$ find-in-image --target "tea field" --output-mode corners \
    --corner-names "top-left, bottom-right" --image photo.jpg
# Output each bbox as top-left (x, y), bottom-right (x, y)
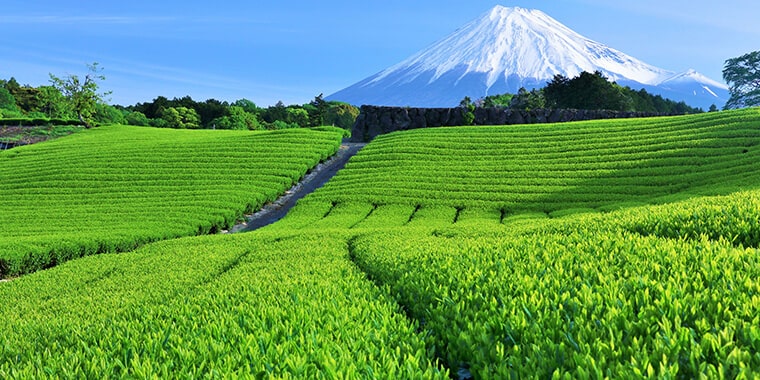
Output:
top-left (0, 125), bottom-right (344, 277)
top-left (2, 109), bottom-right (760, 378)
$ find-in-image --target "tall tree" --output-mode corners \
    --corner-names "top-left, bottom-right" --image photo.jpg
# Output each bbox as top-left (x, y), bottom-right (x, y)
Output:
top-left (210, 106), bottom-right (259, 130)
top-left (459, 96), bottom-right (476, 125)
top-left (34, 86), bottom-right (73, 119)
top-left (232, 98), bottom-right (258, 114)
top-left (0, 87), bottom-right (19, 113)
top-left (49, 63), bottom-right (111, 128)
top-left (308, 93), bottom-right (329, 127)
top-left (323, 102), bottom-right (360, 129)
top-left (160, 106), bottom-right (200, 129)
top-left (510, 88), bottom-right (546, 110)
top-left (723, 50), bottom-right (760, 109)
top-left (544, 74), bottom-right (570, 108)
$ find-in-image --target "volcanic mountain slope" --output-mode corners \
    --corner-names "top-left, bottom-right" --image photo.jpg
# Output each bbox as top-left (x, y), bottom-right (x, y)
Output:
top-left (328, 6), bottom-right (728, 109)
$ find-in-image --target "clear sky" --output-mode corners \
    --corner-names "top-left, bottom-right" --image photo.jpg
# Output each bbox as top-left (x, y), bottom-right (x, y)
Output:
top-left (2, 1), bottom-right (758, 107)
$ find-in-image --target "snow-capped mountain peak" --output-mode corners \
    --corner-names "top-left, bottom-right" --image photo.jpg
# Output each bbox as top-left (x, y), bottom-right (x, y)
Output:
top-left (659, 69), bottom-right (729, 90)
top-left (327, 5), bottom-right (728, 109)
top-left (370, 6), bottom-right (671, 88)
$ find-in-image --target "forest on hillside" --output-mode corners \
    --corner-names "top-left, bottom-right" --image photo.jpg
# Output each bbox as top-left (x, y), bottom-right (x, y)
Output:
top-left (1, 76), bottom-right (359, 131)
top-left (3, 70), bottom-right (711, 133)
top-left (471, 71), bottom-right (710, 114)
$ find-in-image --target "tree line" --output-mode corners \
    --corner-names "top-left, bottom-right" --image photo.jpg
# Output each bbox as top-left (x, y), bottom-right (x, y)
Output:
top-left (4, 50), bottom-right (760, 130)
top-left (465, 71), bottom-right (708, 114)
top-left (123, 94), bottom-right (359, 130)
top-left (1, 63), bottom-right (359, 131)
top-left (469, 49), bottom-right (760, 114)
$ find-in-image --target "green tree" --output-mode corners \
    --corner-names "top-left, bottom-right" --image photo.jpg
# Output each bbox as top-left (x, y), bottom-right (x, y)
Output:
top-left (161, 106), bottom-right (200, 129)
top-left (286, 107), bottom-right (309, 127)
top-left (723, 50), bottom-right (760, 109)
top-left (211, 106), bottom-right (260, 130)
top-left (481, 93), bottom-right (514, 108)
top-left (232, 98), bottom-right (258, 114)
top-left (93, 103), bottom-right (126, 125)
top-left (2, 78), bottom-right (39, 113)
top-left (3, 77), bottom-right (20, 95)
top-left (260, 101), bottom-right (287, 124)
top-left (323, 102), bottom-right (360, 129)
top-left (34, 86), bottom-right (73, 119)
top-left (125, 111), bottom-right (150, 126)
top-left (510, 88), bottom-right (546, 110)
top-left (134, 96), bottom-right (170, 119)
top-left (270, 120), bottom-right (298, 129)
top-left (49, 63), bottom-right (111, 128)
top-left (544, 74), bottom-right (570, 108)
top-left (459, 96), bottom-right (476, 125)
top-left (149, 118), bottom-right (169, 128)
top-left (0, 87), bottom-right (19, 113)
top-left (196, 98), bottom-right (228, 127)
top-left (308, 93), bottom-right (329, 126)
top-left (543, 71), bottom-right (633, 111)
top-left (570, 71), bottom-right (631, 110)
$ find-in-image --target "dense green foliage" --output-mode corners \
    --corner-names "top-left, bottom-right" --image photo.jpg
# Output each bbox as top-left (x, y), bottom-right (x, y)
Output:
top-left (508, 87), bottom-right (546, 110)
top-left (351, 218), bottom-right (760, 378)
top-left (724, 50), bottom-right (760, 110)
top-left (477, 92), bottom-right (514, 108)
top-left (478, 71), bottom-right (704, 113)
top-left (2, 109), bottom-right (760, 377)
top-left (48, 63), bottom-right (111, 128)
top-left (1, 74), bottom-right (109, 124)
top-left (0, 118), bottom-right (81, 127)
top-left (459, 96), bottom-right (476, 125)
top-left (0, 125), bottom-right (343, 277)
top-left (128, 94), bottom-right (359, 131)
top-left (1, 77), bottom-right (359, 131)
top-left (0, 232), bottom-right (447, 378)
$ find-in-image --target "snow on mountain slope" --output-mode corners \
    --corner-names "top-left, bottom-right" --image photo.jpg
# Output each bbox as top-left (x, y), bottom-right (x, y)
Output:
top-left (327, 6), bottom-right (728, 109)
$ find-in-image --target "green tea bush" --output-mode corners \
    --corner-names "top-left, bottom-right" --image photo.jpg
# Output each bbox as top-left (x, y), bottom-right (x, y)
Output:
top-left (0, 125), bottom-right (343, 277)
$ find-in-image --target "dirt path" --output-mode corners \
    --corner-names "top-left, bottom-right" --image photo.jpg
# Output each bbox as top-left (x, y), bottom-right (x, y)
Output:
top-left (227, 141), bottom-right (366, 233)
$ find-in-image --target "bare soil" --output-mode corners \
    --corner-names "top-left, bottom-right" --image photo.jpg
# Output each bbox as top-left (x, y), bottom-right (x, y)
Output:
top-left (0, 125), bottom-right (82, 149)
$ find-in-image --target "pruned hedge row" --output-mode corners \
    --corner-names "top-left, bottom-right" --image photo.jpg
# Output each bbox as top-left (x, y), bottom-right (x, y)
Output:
top-left (0, 118), bottom-right (81, 127)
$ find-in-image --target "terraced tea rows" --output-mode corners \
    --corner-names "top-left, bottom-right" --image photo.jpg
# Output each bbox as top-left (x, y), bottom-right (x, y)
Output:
top-left (349, 192), bottom-right (760, 378)
top-left (0, 125), bottom-right (344, 277)
top-left (3, 109), bottom-right (760, 378)
top-left (307, 109), bottom-right (760, 212)
top-left (0, 232), bottom-right (447, 378)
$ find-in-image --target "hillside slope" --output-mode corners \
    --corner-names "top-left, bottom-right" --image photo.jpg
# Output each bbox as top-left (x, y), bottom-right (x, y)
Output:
top-left (3, 110), bottom-right (760, 378)
top-left (306, 109), bottom-right (760, 213)
top-left (0, 126), bottom-right (343, 277)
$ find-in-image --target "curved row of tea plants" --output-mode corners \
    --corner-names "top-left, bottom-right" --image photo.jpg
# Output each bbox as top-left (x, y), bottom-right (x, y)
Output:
top-left (349, 208), bottom-right (760, 378)
top-left (0, 231), bottom-right (447, 378)
top-left (3, 110), bottom-right (760, 377)
top-left (268, 108), bottom-right (760, 377)
top-left (308, 108), bottom-right (760, 212)
top-left (0, 125), bottom-right (344, 277)
top-left (3, 191), bottom-right (759, 377)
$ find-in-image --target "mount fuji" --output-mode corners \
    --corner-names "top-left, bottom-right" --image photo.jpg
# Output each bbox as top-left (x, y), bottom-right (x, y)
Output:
top-left (327, 6), bottom-right (728, 109)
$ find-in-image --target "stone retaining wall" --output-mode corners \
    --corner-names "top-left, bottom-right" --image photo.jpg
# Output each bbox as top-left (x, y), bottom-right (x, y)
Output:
top-left (350, 105), bottom-right (673, 142)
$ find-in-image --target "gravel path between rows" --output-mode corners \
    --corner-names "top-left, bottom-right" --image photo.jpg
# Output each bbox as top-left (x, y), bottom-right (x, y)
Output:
top-left (226, 141), bottom-right (366, 233)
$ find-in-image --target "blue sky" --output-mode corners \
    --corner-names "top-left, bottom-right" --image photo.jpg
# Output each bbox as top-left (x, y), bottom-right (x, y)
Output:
top-left (2, 1), bottom-right (758, 107)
